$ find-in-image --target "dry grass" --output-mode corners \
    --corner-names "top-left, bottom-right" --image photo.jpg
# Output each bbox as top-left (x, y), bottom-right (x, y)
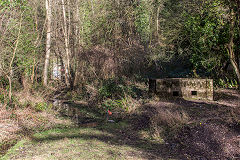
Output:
top-left (136, 102), bottom-right (190, 140)
top-left (0, 90), bottom-right (73, 156)
top-left (0, 106), bottom-right (73, 155)
top-left (1, 88), bottom-right (239, 159)
top-left (150, 105), bottom-right (189, 127)
top-left (15, 90), bottom-right (46, 106)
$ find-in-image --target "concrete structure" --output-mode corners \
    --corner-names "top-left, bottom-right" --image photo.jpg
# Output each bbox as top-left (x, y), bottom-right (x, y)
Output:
top-left (150, 78), bottom-right (214, 100)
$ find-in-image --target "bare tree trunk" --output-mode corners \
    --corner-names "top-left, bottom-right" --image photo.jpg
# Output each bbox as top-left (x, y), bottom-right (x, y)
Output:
top-left (7, 12), bottom-right (23, 103)
top-left (90, 0), bottom-right (95, 16)
top-left (73, 0), bottom-right (81, 88)
top-left (227, 45), bottom-right (240, 84)
top-left (61, 0), bottom-right (71, 87)
top-left (156, 6), bottom-right (159, 38)
top-left (59, 56), bottom-right (66, 83)
top-left (227, 9), bottom-right (240, 85)
top-left (31, 58), bottom-right (35, 84)
top-left (43, 0), bottom-right (52, 86)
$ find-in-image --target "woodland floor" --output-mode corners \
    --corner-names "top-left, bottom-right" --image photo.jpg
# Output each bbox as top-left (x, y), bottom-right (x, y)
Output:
top-left (0, 89), bottom-right (239, 160)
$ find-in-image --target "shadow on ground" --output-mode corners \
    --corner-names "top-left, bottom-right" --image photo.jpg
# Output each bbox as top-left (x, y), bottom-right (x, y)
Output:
top-left (28, 89), bottom-right (240, 159)
top-left (30, 101), bottom-right (183, 159)
top-left (30, 126), bottom-right (176, 159)
top-left (155, 98), bottom-right (240, 159)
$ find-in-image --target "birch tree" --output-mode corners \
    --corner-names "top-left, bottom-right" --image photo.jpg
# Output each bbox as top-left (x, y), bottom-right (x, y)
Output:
top-left (43, 0), bottom-right (52, 86)
top-left (61, 0), bottom-right (72, 87)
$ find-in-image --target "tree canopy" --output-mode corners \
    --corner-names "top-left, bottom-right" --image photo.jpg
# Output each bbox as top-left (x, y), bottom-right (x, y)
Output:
top-left (0, 0), bottom-right (239, 101)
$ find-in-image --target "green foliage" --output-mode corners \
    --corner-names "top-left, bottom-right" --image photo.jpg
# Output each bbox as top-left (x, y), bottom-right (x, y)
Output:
top-left (101, 97), bottom-right (134, 115)
top-left (78, 1), bottom-right (93, 46)
top-left (16, 9), bottom-right (38, 76)
top-left (0, 94), bottom-right (19, 108)
top-left (34, 102), bottom-right (50, 112)
top-left (134, 0), bottom-right (151, 43)
top-left (98, 78), bottom-right (128, 99)
top-left (0, 0), bottom-right (39, 84)
top-left (98, 77), bottom-right (145, 113)
top-left (180, 0), bottom-right (240, 78)
top-left (0, 76), bottom-right (9, 87)
top-left (0, 0), bottom-right (28, 10)
top-left (102, 99), bottom-right (123, 111)
top-left (182, 1), bottom-right (229, 74)
top-left (215, 77), bottom-right (238, 89)
top-left (0, 94), bottom-right (5, 104)
top-left (99, 78), bottom-right (142, 99)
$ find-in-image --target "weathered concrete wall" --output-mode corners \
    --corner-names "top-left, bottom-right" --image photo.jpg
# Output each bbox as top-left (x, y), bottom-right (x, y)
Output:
top-left (153, 78), bottom-right (213, 100)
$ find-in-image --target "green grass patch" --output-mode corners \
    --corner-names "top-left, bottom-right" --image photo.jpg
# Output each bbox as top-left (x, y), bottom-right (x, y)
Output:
top-left (0, 140), bottom-right (28, 160)
top-left (2, 125), bottom-right (151, 160)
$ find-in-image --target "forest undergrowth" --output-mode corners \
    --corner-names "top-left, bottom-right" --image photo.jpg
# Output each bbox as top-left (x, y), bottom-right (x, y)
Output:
top-left (0, 79), bottom-right (239, 159)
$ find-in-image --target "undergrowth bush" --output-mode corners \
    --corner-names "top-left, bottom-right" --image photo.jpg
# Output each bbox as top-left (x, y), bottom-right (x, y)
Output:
top-left (34, 102), bottom-right (50, 112)
top-left (97, 77), bottom-right (145, 114)
top-left (101, 96), bottom-right (141, 113)
top-left (102, 99), bottom-right (123, 110)
top-left (0, 93), bottom-right (19, 109)
top-left (0, 76), bottom-right (9, 87)
top-left (71, 91), bottom-right (85, 101)
top-left (0, 94), bottom-right (5, 104)
top-left (98, 78), bottom-right (144, 98)
top-left (215, 77), bottom-right (238, 89)
top-left (98, 78), bottom-right (129, 99)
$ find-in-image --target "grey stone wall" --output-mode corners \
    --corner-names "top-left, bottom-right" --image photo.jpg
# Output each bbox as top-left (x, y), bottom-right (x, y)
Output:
top-left (154, 78), bottom-right (213, 100)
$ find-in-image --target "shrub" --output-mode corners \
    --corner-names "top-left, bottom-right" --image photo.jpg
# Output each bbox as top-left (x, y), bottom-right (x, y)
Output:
top-left (0, 94), bottom-right (5, 104)
top-left (98, 78), bottom-right (128, 99)
top-left (0, 93), bottom-right (19, 109)
top-left (215, 77), bottom-right (238, 89)
top-left (101, 95), bottom-right (141, 118)
top-left (98, 78), bottom-right (143, 100)
top-left (34, 102), bottom-right (49, 112)
top-left (102, 99), bottom-right (122, 111)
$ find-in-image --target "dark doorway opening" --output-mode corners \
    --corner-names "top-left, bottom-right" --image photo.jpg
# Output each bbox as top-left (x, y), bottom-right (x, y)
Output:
top-left (191, 91), bottom-right (197, 96)
top-left (173, 91), bottom-right (179, 96)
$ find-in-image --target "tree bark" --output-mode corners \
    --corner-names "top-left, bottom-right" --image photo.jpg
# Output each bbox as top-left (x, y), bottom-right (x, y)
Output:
top-left (61, 0), bottom-right (71, 87)
top-left (156, 6), bottom-right (159, 39)
top-left (8, 12), bottom-right (23, 103)
top-left (72, 0), bottom-right (82, 88)
top-left (43, 0), bottom-right (52, 86)
top-left (227, 9), bottom-right (240, 85)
